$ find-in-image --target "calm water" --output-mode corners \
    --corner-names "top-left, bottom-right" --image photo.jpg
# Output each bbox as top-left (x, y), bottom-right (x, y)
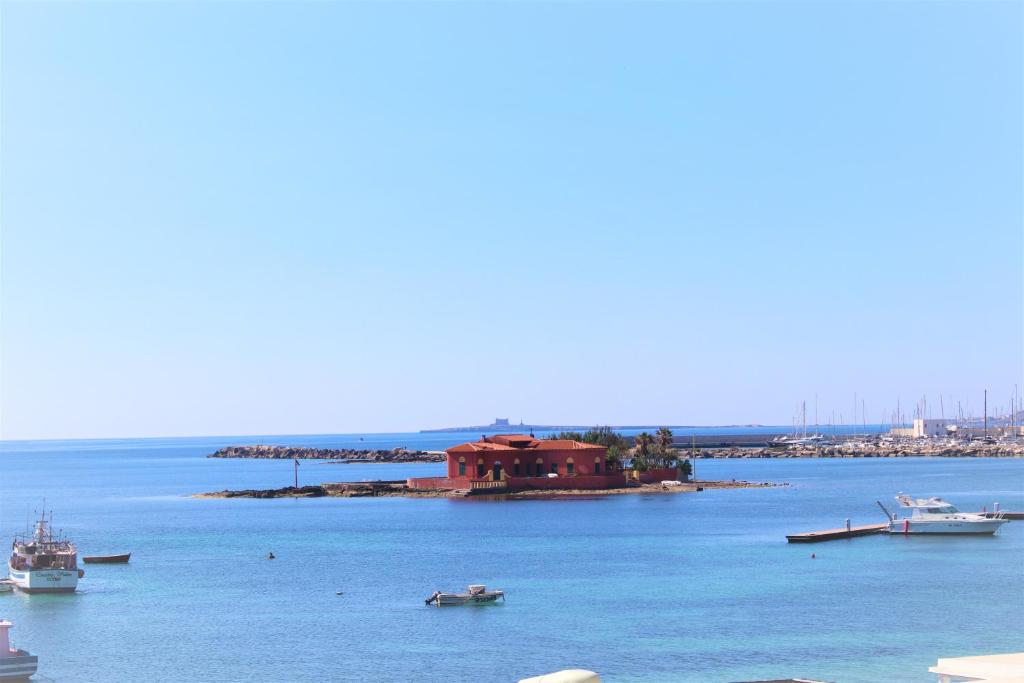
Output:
top-left (0, 432), bottom-right (1021, 682)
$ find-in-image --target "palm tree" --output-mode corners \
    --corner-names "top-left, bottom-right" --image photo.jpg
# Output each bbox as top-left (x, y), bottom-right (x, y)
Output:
top-left (633, 432), bottom-right (653, 472)
top-left (655, 427), bottom-right (674, 467)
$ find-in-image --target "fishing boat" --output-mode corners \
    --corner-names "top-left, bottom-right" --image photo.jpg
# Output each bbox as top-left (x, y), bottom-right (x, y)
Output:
top-left (425, 584), bottom-right (505, 606)
top-left (82, 553), bottom-right (130, 564)
top-left (0, 620), bottom-right (38, 680)
top-left (7, 511), bottom-right (82, 593)
top-left (886, 495), bottom-right (1009, 535)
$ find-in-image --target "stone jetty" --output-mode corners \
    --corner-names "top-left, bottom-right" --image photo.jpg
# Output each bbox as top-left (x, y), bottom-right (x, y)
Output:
top-left (693, 440), bottom-right (1024, 458)
top-left (207, 445), bottom-right (444, 463)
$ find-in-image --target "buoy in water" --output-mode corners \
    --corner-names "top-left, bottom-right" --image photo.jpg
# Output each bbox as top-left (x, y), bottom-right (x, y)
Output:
top-left (811, 553), bottom-right (816, 559)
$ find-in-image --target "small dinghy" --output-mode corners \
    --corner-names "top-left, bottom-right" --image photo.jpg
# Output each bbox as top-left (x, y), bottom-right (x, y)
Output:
top-left (425, 584), bottom-right (505, 606)
top-left (82, 553), bottom-right (131, 564)
top-left (0, 579), bottom-right (14, 593)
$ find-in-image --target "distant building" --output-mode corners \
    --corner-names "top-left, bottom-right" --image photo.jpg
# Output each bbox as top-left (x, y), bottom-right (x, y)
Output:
top-left (493, 418), bottom-right (510, 427)
top-left (913, 419), bottom-right (951, 438)
top-left (889, 419), bottom-right (952, 439)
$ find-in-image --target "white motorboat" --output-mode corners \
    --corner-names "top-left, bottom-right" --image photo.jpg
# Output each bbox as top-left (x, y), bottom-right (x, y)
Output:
top-left (8, 511), bottom-right (82, 593)
top-left (425, 584), bottom-right (505, 606)
top-left (0, 580), bottom-right (14, 593)
top-left (0, 620), bottom-right (38, 680)
top-left (887, 495), bottom-right (1009, 535)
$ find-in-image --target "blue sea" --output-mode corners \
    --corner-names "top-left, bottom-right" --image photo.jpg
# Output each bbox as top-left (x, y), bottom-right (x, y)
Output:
top-left (0, 431), bottom-right (1021, 682)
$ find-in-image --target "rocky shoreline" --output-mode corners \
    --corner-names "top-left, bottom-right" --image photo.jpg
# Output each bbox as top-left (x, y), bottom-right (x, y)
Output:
top-left (694, 442), bottom-right (1024, 458)
top-left (207, 445), bottom-right (445, 463)
top-left (194, 478), bottom-right (779, 500)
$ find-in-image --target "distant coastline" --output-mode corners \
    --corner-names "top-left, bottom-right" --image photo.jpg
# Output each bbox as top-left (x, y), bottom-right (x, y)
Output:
top-left (420, 418), bottom-right (764, 434)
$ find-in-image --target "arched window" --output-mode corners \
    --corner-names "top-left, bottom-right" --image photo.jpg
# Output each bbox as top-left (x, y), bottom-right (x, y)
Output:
top-left (536, 458), bottom-right (544, 476)
top-left (458, 456), bottom-right (466, 477)
top-left (477, 458), bottom-right (485, 479)
top-left (566, 457), bottom-right (574, 475)
top-left (594, 456), bottom-right (601, 474)
top-left (513, 458), bottom-right (521, 476)
top-left (493, 461), bottom-right (502, 481)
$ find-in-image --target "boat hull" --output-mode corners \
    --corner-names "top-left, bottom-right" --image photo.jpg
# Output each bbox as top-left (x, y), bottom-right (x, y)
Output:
top-left (436, 593), bottom-right (503, 606)
top-left (82, 554), bottom-right (130, 564)
top-left (888, 519), bottom-right (1008, 535)
top-left (7, 564), bottom-right (78, 593)
top-left (0, 653), bottom-right (38, 679)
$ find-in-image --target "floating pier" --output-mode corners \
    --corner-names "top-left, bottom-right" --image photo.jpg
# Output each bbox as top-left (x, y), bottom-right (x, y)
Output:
top-left (786, 523), bottom-right (888, 543)
top-left (981, 511), bottom-right (1024, 520)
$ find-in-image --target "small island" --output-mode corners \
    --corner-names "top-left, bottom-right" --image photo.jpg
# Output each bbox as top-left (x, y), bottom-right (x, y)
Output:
top-left (197, 428), bottom-right (784, 500)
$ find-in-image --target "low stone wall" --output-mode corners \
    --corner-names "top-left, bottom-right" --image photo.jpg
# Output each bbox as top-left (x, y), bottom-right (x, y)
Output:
top-left (408, 474), bottom-right (632, 491)
top-left (638, 467), bottom-right (681, 483)
top-left (406, 476), bottom-right (472, 490)
top-left (507, 474), bottom-right (628, 490)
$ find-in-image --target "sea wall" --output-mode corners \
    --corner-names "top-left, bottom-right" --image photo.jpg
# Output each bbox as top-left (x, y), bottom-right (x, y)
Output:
top-left (208, 445), bottom-right (444, 462)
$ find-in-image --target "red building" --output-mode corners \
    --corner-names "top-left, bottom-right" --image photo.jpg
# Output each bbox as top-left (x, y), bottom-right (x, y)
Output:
top-left (448, 434), bottom-right (608, 479)
top-left (408, 434), bottom-right (680, 492)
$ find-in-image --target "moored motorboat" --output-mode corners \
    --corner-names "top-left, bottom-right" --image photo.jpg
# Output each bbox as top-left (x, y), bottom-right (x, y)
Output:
top-left (0, 620), bottom-right (38, 680)
top-left (0, 580), bottom-right (13, 594)
top-left (887, 495), bottom-right (1009, 535)
top-left (82, 553), bottom-right (130, 564)
top-left (425, 584), bottom-right (505, 606)
top-left (8, 511), bottom-right (82, 593)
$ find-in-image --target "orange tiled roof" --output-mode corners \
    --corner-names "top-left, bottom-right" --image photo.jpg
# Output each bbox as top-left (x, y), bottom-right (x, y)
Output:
top-left (446, 435), bottom-right (605, 453)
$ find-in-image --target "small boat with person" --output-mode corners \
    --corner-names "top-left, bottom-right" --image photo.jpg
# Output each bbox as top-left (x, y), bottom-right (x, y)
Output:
top-left (885, 494), bottom-right (1009, 535)
top-left (425, 584), bottom-right (505, 606)
top-left (82, 553), bottom-right (131, 564)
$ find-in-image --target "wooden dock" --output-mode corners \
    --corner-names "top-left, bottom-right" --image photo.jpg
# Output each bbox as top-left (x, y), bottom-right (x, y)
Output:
top-left (982, 511), bottom-right (1024, 520)
top-left (786, 523), bottom-right (888, 543)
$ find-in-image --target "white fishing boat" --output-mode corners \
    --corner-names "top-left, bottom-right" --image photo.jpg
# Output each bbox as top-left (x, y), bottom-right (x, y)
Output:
top-left (0, 620), bottom-right (38, 680)
top-left (8, 511), bottom-right (82, 593)
top-left (425, 584), bottom-right (505, 606)
top-left (887, 495), bottom-right (1009, 535)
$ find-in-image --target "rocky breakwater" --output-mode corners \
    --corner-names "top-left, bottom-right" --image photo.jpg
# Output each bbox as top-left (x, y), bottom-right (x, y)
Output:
top-left (207, 445), bottom-right (445, 463)
top-left (696, 441), bottom-right (1024, 458)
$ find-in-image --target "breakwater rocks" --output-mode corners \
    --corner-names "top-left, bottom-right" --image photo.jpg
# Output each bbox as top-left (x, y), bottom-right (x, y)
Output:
top-left (207, 445), bottom-right (445, 463)
top-left (696, 442), bottom-right (1024, 458)
top-left (195, 479), bottom-right (778, 500)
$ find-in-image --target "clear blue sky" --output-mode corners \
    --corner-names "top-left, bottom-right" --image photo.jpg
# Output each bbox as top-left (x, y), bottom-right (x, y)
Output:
top-left (1, 1), bottom-right (1021, 440)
